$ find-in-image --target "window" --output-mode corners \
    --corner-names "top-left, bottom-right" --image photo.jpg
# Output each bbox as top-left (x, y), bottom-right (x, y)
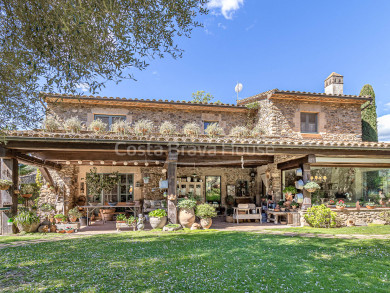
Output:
top-left (301, 112), bottom-right (318, 133)
top-left (204, 121), bottom-right (218, 134)
top-left (94, 114), bottom-right (126, 130)
top-left (205, 176), bottom-right (221, 203)
top-left (88, 173), bottom-right (134, 203)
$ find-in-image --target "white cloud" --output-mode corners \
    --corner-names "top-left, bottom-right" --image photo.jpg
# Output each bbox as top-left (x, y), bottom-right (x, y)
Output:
top-left (218, 22), bottom-right (227, 30)
top-left (208, 0), bottom-right (244, 20)
top-left (385, 102), bottom-right (390, 109)
top-left (378, 114), bottom-right (390, 142)
top-left (76, 83), bottom-right (90, 92)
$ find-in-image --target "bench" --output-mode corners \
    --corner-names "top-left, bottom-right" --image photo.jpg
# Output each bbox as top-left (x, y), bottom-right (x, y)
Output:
top-left (233, 204), bottom-right (262, 224)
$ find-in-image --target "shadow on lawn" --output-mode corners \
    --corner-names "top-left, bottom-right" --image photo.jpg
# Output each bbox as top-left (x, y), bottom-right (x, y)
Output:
top-left (1, 231), bottom-right (389, 292)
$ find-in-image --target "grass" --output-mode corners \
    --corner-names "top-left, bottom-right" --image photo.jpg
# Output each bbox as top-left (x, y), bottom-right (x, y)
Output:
top-left (0, 233), bottom-right (68, 244)
top-left (0, 231), bottom-right (390, 292)
top-left (270, 224), bottom-right (390, 235)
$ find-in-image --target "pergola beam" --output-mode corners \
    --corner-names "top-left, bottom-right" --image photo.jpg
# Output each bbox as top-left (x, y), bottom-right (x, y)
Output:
top-left (277, 155), bottom-right (316, 170)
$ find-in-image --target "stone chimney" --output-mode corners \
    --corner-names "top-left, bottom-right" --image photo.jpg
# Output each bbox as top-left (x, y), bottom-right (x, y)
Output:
top-left (324, 72), bottom-right (343, 95)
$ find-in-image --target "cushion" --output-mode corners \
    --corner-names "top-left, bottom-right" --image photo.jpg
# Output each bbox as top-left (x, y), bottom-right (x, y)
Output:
top-left (237, 204), bottom-right (249, 209)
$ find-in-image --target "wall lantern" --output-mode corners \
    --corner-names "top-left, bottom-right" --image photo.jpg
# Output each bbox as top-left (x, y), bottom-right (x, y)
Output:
top-left (123, 162), bottom-right (128, 166)
top-left (100, 161), bottom-right (105, 165)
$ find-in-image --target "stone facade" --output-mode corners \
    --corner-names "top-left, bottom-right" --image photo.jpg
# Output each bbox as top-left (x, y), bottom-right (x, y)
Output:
top-left (334, 209), bottom-right (388, 226)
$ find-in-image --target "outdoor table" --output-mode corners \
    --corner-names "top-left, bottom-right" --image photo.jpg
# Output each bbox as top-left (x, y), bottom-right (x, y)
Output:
top-left (79, 204), bottom-right (141, 226)
top-left (266, 210), bottom-right (299, 225)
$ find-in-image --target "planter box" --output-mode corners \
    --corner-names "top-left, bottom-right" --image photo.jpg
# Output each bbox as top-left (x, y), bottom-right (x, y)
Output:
top-left (55, 223), bottom-right (80, 231)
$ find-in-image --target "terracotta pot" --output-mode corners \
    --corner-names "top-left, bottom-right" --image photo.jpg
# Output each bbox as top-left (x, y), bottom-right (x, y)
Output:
top-left (292, 206), bottom-right (297, 210)
top-left (55, 218), bottom-right (62, 224)
top-left (21, 194), bottom-right (32, 199)
top-left (0, 184), bottom-right (11, 190)
top-left (178, 208), bottom-right (195, 228)
top-left (200, 218), bottom-right (212, 229)
top-left (336, 206), bottom-right (345, 211)
top-left (226, 215), bottom-right (234, 223)
top-left (66, 229), bottom-right (74, 233)
top-left (70, 217), bottom-right (77, 222)
top-left (17, 222), bottom-right (40, 233)
top-left (366, 206), bottom-right (375, 210)
top-left (149, 216), bottom-right (167, 229)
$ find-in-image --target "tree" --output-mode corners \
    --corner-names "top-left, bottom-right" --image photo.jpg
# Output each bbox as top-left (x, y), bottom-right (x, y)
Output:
top-left (360, 84), bottom-right (378, 142)
top-left (191, 90), bottom-right (221, 104)
top-left (0, 1), bottom-right (207, 130)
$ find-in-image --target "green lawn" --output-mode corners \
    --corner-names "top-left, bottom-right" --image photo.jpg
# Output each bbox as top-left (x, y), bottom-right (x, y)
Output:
top-left (1, 231), bottom-right (390, 292)
top-left (271, 225), bottom-right (390, 235)
top-left (0, 233), bottom-right (68, 244)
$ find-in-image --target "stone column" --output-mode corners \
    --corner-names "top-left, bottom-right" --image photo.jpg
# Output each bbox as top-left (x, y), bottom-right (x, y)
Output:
top-left (167, 151), bottom-right (178, 224)
top-left (1, 158), bottom-right (18, 235)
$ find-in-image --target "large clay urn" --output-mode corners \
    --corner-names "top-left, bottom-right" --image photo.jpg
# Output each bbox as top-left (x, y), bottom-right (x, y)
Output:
top-left (200, 218), bottom-right (212, 229)
top-left (149, 216), bottom-right (167, 229)
top-left (178, 208), bottom-right (195, 228)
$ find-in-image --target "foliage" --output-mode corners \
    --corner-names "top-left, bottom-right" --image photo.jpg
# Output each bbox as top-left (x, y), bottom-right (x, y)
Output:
top-left (14, 210), bottom-right (40, 225)
top-left (205, 188), bottom-right (221, 202)
top-left (20, 184), bottom-right (35, 195)
top-left (134, 119), bottom-right (154, 136)
top-left (159, 121), bottom-right (177, 135)
top-left (304, 205), bottom-right (336, 228)
top-left (0, 1), bottom-right (207, 130)
top-left (177, 198), bottom-right (197, 209)
top-left (230, 126), bottom-right (249, 138)
top-left (251, 125), bottom-right (265, 138)
top-left (54, 214), bottom-right (66, 221)
top-left (116, 214), bottom-right (127, 221)
top-left (304, 181), bottom-right (320, 191)
top-left (68, 207), bottom-right (82, 219)
top-left (43, 117), bottom-right (61, 132)
top-left (19, 164), bottom-right (36, 176)
top-left (111, 120), bottom-right (131, 135)
top-left (85, 168), bottom-right (119, 200)
top-left (278, 200), bottom-right (285, 207)
top-left (196, 204), bottom-right (217, 219)
top-left (39, 203), bottom-right (54, 213)
top-left (0, 179), bottom-right (12, 186)
top-left (328, 199), bottom-right (335, 205)
top-left (336, 200), bottom-right (346, 207)
top-left (64, 117), bottom-right (82, 133)
top-left (149, 209), bottom-right (167, 218)
top-left (283, 186), bottom-right (297, 194)
top-left (205, 122), bottom-right (224, 137)
top-left (88, 119), bottom-right (107, 134)
top-left (360, 84), bottom-right (378, 142)
top-left (35, 169), bottom-right (43, 189)
top-left (183, 122), bottom-right (201, 137)
top-left (290, 202), bottom-right (299, 207)
top-left (127, 216), bottom-right (137, 226)
top-left (379, 211), bottom-right (390, 224)
top-left (191, 91), bottom-right (221, 104)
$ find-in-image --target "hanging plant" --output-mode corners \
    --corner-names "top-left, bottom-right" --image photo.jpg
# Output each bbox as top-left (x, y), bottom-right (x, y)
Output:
top-left (205, 123), bottom-right (224, 137)
top-left (64, 117), bottom-right (82, 133)
top-left (183, 122), bottom-right (201, 137)
top-left (43, 117), bottom-right (61, 132)
top-left (111, 120), bottom-right (131, 135)
top-left (251, 124), bottom-right (265, 138)
top-left (230, 126), bottom-right (249, 138)
top-left (0, 179), bottom-right (12, 190)
top-left (134, 119), bottom-right (154, 136)
top-left (283, 186), bottom-right (297, 196)
top-left (159, 121), bottom-right (176, 135)
top-left (304, 181), bottom-right (321, 193)
top-left (88, 119), bottom-right (107, 134)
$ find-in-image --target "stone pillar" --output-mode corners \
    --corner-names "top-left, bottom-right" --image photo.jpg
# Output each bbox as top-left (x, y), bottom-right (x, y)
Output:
top-left (302, 163), bottom-right (311, 200)
top-left (1, 158), bottom-right (18, 235)
top-left (167, 151), bottom-right (178, 224)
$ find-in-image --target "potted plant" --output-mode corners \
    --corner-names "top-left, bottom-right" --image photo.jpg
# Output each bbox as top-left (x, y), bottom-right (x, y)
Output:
top-left (196, 204), bottom-right (217, 229)
top-left (43, 117), bottom-right (61, 132)
top-left (20, 184), bottom-right (35, 198)
top-left (251, 125), bottom-right (264, 138)
top-left (327, 199), bottom-right (335, 207)
top-left (230, 126), bottom-right (249, 138)
top-left (116, 214), bottom-right (127, 223)
top-left (177, 198), bottom-right (197, 228)
top-left (64, 117), bottom-right (82, 133)
top-left (54, 214), bottom-right (67, 223)
top-left (205, 123), bottom-right (224, 137)
top-left (183, 122), bottom-right (201, 137)
top-left (88, 119), bottom-right (107, 134)
top-left (134, 119), bottom-right (154, 136)
top-left (149, 209), bottom-right (167, 229)
top-left (159, 121), bottom-right (176, 136)
top-left (304, 181), bottom-right (321, 193)
top-left (336, 200), bottom-right (346, 211)
top-left (283, 186), bottom-right (297, 198)
top-left (68, 207), bottom-right (82, 222)
top-left (14, 210), bottom-right (40, 232)
top-left (111, 120), bottom-right (131, 135)
top-left (225, 195), bottom-right (235, 206)
top-left (0, 179), bottom-right (12, 190)
top-left (127, 216), bottom-right (137, 231)
top-left (290, 202), bottom-right (299, 210)
top-left (278, 200), bottom-right (286, 211)
top-left (65, 226), bottom-right (75, 233)
top-left (366, 202), bottom-right (376, 209)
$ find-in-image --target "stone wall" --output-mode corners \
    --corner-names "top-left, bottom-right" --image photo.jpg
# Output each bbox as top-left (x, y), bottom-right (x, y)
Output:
top-left (334, 209), bottom-right (388, 226)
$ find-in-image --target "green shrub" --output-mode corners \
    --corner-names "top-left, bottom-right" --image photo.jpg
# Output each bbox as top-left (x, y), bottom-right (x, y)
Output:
top-left (196, 204), bottom-right (217, 219)
top-left (304, 205), bottom-right (336, 228)
top-left (283, 186), bottom-right (297, 194)
top-left (149, 209), bottom-right (167, 218)
top-left (379, 211), bottom-right (390, 224)
top-left (116, 214), bottom-right (127, 221)
top-left (14, 210), bottom-right (40, 225)
top-left (177, 198), bottom-right (197, 209)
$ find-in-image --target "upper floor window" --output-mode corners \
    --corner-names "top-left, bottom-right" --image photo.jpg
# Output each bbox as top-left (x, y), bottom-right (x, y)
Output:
top-left (204, 121), bottom-right (218, 134)
top-left (301, 112), bottom-right (318, 133)
top-left (94, 114), bottom-right (126, 130)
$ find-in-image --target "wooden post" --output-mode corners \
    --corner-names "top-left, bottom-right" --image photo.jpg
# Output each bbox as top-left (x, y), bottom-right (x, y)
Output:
top-left (302, 163), bottom-right (311, 200)
top-left (0, 158), bottom-right (18, 234)
top-left (167, 151), bottom-right (178, 224)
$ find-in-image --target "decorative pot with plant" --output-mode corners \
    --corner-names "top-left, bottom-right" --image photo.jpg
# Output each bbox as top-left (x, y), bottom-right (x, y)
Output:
top-left (283, 186), bottom-right (297, 199)
top-left (177, 198), bottom-right (197, 228)
top-left (205, 123), bottom-right (224, 137)
top-left (20, 184), bottom-right (35, 198)
top-left (116, 214), bottom-right (127, 223)
top-left (327, 199), bottom-right (335, 207)
top-left (68, 207), bottom-right (82, 222)
top-left (159, 121), bottom-right (177, 136)
top-left (54, 214), bottom-right (66, 224)
top-left (183, 122), bottom-right (201, 137)
top-left (225, 195), bottom-right (235, 206)
top-left (304, 181), bottom-right (321, 193)
top-left (149, 209), bottom-right (167, 229)
top-left (336, 200), bottom-right (346, 211)
top-left (111, 120), bottom-right (131, 135)
top-left (230, 126), bottom-right (249, 138)
top-left (88, 119), bottom-right (107, 134)
top-left (278, 200), bottom-right (286, 211)
top-left (65, 226), bottom-right (75, 233)
top-left (14, 210), bottom-right (40, 232)
top-left (134, 119), bottom-right (154, 136)
top-left (64, 117), bottom-right (82, 133)
top-left (127, 216), bottom-right (137, 231)
top-left (290, 202), bottom-right (299, 210)
top-left (366, 202), bottom-right (376, 209)
top-left (0, 179), bottom-right (12, 190)
top-left (196, 204), bottom-right (217, 229)
top-left (43, 117), bottom-right (61, 132)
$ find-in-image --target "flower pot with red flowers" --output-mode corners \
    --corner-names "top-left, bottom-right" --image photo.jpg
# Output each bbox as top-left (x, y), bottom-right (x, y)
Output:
top-left (366, 202), bottom-right (376, 209)
top-left (336, 200), bottom-right (346, 211)
top-left (54, 214), bottom-right (66, 224)
top-left (327, 199), bottom-right (335, 208)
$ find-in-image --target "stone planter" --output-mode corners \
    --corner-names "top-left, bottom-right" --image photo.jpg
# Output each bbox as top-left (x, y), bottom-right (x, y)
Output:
top-left (17, 222), bottom-right (40, 233)
top-left (200, 218), bottom-right (212, 229)
top-left (178, 208), bottom-right (195, 228)
top-left (226, 215), bottom-right (233, 223)
top-left (149, 216), bottom-right (167, 229)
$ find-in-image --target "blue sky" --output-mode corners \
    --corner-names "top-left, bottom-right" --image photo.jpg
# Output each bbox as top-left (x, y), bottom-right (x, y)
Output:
top-left (83, 0), bottom-right (390, 141)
